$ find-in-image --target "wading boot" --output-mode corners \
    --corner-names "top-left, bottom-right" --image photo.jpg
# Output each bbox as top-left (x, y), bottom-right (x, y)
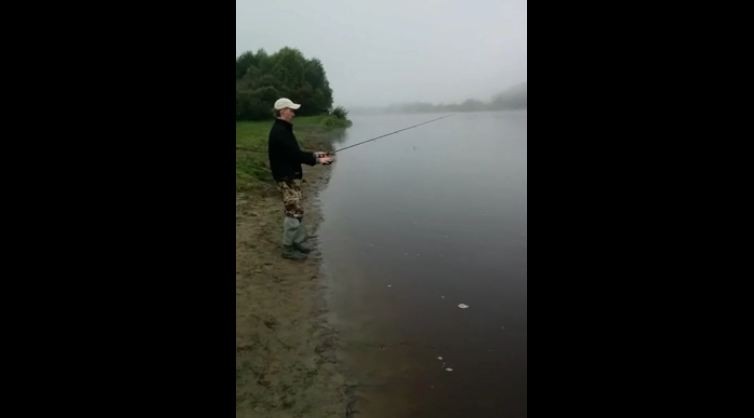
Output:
top-left (281, 245), bottom-right (307, 260)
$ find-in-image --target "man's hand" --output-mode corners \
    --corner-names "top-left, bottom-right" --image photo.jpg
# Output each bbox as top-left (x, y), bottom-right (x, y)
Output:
top-left (316, 151), bottom-right (334, 165)
top-left (317, 155), bottom-right (334, 165)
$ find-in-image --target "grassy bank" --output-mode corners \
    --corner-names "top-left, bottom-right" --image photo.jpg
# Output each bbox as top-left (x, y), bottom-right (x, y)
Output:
top-left (236, 115), bottom-right (351, 194)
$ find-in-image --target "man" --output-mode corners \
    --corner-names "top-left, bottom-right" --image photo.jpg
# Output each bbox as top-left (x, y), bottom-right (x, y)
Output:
top-left (268, 97), bottom-right (335, 260)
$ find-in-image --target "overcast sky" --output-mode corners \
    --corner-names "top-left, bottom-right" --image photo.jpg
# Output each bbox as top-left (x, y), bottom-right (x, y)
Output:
top-left (236, 0), bottom-right (526, 108)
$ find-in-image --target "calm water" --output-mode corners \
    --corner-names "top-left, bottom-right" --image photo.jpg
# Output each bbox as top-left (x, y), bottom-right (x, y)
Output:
top-left (317, 110), bottom-right (527, 418)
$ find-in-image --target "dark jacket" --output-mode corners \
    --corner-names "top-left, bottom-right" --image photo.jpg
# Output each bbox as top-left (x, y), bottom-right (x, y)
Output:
top-left (268, 118), bottom-right (317, 182)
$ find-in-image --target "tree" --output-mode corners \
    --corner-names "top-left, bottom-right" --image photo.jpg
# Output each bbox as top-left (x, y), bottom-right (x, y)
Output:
top-left (236, 47), bottom-right (339, 120)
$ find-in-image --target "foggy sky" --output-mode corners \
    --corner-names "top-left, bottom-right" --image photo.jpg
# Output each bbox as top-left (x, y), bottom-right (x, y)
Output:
top-left (236, 0), bottom-right (527, 108)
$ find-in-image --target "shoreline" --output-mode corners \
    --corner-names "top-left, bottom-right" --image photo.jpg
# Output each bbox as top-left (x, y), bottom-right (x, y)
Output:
top-left (236, 124), bottom-right (351, 417)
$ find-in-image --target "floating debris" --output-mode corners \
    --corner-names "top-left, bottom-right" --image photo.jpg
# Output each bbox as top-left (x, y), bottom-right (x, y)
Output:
top-left (440, 296), bottom-right (445, 299)
top-left (437, 356), bottom-right (443, 361)
top-left (457, 303), bottom-right (470, 309)
top-left (445, 367), bottom-right (454, 372)
top-left (387, 284), bottom-right (392, 288)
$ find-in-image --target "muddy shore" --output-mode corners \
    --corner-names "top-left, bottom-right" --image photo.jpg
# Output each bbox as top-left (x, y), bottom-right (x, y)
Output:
top-left (236, 159), bottom-right (354, 417)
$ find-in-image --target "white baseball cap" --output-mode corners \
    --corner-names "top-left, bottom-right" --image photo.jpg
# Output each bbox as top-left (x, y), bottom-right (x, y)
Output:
top-left (274, 98), bottom-right (301, 110)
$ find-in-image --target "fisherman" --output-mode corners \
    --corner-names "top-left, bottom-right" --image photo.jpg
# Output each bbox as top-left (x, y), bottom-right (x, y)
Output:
top-left (268, 98), bottom-right (335, 260)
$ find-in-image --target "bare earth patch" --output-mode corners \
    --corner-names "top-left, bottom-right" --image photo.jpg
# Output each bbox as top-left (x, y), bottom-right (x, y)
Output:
top-left (236, 165), bottom-right (353, 418)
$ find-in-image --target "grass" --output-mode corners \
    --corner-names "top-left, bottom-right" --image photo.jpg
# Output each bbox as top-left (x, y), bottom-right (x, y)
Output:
top-left (236, 115), bottom-right (351, 194)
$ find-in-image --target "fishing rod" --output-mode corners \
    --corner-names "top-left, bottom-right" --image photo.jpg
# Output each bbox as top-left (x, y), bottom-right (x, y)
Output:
top-left (331, 114), bottom-right (452, 154)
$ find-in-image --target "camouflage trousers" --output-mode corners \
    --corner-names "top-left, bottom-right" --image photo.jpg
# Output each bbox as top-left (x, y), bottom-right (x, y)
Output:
top-left (277, 179), bottom-right (307, 246)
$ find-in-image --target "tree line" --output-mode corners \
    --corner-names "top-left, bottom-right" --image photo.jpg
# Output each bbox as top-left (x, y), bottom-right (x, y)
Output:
top-left (236, 47), bottom-right (335, 120)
